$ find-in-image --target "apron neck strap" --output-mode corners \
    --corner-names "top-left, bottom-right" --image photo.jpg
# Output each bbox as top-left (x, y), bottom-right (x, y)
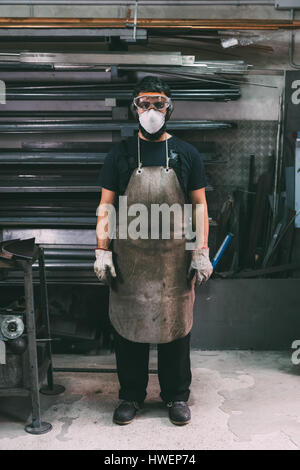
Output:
top-left (137, 135), bottom-right (142, 171)
top-left (165, 138), bottom-right (169, 170)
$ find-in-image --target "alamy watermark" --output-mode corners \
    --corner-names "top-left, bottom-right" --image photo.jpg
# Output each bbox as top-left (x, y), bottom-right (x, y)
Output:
top-left (96, 197), bottom-right (205, 250)
top-left (291, 340), bottom-right (300, 365)
top-left (0, 80), bottom-right (6, 105)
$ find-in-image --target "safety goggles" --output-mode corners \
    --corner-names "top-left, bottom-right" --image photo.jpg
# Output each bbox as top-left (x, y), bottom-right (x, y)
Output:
top-left (133, 93), bottom-right (171, 111)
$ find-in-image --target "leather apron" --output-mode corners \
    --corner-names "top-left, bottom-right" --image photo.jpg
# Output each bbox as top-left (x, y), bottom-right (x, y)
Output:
top-left (109, 137), bottom-right (195, 343)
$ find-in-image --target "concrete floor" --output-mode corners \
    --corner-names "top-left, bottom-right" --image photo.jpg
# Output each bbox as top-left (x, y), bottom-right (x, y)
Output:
top-left (0, 350), bottom-right (300, 450)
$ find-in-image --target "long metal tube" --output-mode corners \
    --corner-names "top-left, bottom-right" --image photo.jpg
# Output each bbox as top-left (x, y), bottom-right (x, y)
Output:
top-left (4, 90), bottom-right (240, 100)
top-left (0, 151), bottom-right (107, 164)
top-left (0, 1), bottom-right (275, 5)
top-left (0, 18), bottom-right (299, 30)
top-left (23, 263), bottom-right (41, 426)
top-left (0, 18), bottom-right (297, 27)
top-left (271, 90), bottom-right (283, 235)
top-left (289, 9), bottom-right (300, 69)
top-left (0, 120), bottom-right (235, 133)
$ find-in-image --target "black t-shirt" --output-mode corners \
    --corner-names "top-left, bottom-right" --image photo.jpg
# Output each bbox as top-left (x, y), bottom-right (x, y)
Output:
top-left (99, 135), bottom-right (207, 193)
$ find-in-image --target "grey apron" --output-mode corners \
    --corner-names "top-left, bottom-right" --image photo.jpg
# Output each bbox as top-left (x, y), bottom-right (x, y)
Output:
top-left (109, 137), bottom-right (195, 343)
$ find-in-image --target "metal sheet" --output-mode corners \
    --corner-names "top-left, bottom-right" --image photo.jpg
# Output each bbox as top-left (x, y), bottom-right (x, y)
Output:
top-left (0, 28), bottom-right (147, 42)
top-left (2, 228), bottom-right (96, 245)
top-left (275, 0), bottom-right (300, 8)
top-left (20, 52), bottom-right (184, 66)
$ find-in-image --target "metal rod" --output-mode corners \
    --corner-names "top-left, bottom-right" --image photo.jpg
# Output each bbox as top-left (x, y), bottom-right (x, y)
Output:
top-left (38, 247), bottom-right (54, 390)
top-left (0, 187), bottom-right (100, 193)
top-left (43, 249), bottom-right (98, 258)
top-left (0, 18), bottom-right (298, 30)
top-left (0, 111), bottom-right (112, 117)
top-left (271, 91), bottom-right (283, 234)
top-left (289, 9), bottom-right (300, 69)
top-left (34, 262), bottom-right (95, 268)
top-left (4, 90), bottom-right (240, 100)
top-left (0, 151), bottom-right (107, 164)
top-left (0, 1), bottom-right (275, 5)
top-left (0, 120), bottom-right (235, 133)
top-left (0, 280), bottom-right (103, 285)
top-left (132, 0), bottom-right (138, 41)
top-left (23, 262), bottom-right (42, 429)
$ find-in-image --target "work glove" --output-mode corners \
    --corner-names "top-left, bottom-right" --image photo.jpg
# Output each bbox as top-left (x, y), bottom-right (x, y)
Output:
top-left (94, 249), bottom-right (116, 285)
top-left (188, 247), bottom-right (213, 285)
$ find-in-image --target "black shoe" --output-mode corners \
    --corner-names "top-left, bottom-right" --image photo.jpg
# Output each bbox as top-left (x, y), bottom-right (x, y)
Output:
top-left (113, 400), bottom-right (140, 425)
top-left (166, 401), bottom-right (191, 425)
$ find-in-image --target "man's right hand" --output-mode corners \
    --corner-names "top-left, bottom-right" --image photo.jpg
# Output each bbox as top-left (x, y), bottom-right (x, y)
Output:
top-left (94, 249), bottom-right (116, 285)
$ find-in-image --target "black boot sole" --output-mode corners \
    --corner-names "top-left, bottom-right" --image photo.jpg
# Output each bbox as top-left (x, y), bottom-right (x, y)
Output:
top-left (170, 418), bottom-right (191, 425)
top-left (113, 419), bottom-right (135, 425)
top-left (113, 416), bottom-right (136, 425)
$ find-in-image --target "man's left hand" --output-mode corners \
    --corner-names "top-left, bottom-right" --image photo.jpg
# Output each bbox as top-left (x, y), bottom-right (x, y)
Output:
top-left (188, 247), bottom-right (213, 285)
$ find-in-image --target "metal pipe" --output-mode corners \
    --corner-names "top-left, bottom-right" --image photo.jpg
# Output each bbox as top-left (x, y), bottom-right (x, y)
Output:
top-left (0, 151), bottom-right (107, 164)
top-left (0, 120), bottom-right (235, 133)
top-left (0, 1), bottom-right (275, 5)
top-left (0, 111), bottom-right (112, 117)
top-left (3, 86), bottom-right (240, 101)
top-left (0, 18), bottom-right (298, 30)
top-left (33, 262), bottom-right (94, 268)
top-left (43, 249), bottom-right (94, 258)
top-left (289, 9), bottom-right (300, 69)
top-left (38, 249), bottom-right (53, 389)
top-left (271, 90), bottom-right (283, 234)
top-left (23, 261), bottom-right (52, 434)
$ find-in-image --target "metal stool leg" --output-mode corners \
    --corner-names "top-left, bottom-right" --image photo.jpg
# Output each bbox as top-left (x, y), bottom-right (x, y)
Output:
top-left (23, 262), bottom-right (52, 435)
top-left (38, 247), bottom-right (65, 396)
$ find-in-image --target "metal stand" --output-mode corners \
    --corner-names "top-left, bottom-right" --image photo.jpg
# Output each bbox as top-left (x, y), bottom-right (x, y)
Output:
top-left (21, 256), bottom-right (52, 434)
top-left (0, 243), bottom-right (64, 434)
top-left (38, 248), bottom-right (65, 397)
top-left (25, 421), bottom-right (52, 435)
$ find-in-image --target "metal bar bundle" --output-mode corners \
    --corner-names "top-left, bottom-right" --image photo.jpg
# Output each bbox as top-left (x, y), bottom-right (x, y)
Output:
top-left (3, 87), bottom-right (240, 101)
top-left (1, 77), bottom-right (241, 101)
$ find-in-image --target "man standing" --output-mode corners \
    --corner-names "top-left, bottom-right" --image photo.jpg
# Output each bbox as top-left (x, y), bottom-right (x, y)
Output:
top-left (94, 76), bottom-right (213, 425)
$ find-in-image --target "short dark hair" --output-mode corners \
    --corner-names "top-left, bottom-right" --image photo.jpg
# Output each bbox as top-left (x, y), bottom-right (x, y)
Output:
top-left (132, 76), bottom-right (172, 99)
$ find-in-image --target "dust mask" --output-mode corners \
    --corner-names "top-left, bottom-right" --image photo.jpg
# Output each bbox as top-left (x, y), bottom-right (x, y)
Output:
top-left (138, 109), bottom-right (165, 134)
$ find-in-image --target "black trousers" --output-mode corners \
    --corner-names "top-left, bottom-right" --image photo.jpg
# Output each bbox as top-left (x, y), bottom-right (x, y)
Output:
top-left (113, 328), bottom-right (192, 403)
